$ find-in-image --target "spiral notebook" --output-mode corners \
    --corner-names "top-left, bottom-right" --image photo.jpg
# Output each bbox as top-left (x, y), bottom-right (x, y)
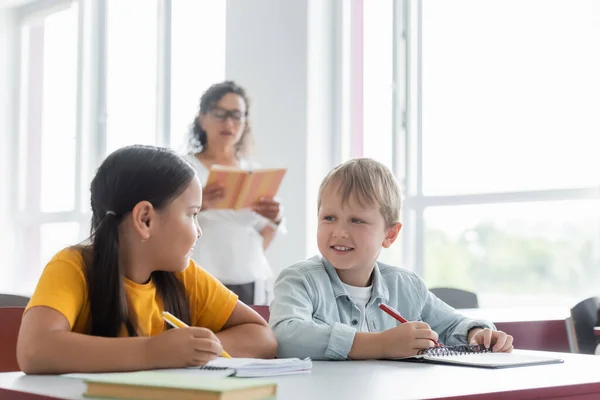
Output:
top-left (397, 344), bottom-right (564, 369)
top-left (193, 357), bottom-right (313, 377)
top-left (63, 358), bottom-right (313, 380)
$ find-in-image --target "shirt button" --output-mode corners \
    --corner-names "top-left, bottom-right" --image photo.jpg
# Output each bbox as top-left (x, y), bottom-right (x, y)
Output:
top-left (351, 319), bottom-right (358, 326)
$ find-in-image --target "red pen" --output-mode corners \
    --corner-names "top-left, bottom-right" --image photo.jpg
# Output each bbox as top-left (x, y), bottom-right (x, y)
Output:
top-left (379, 303), bottom-right (441, 346)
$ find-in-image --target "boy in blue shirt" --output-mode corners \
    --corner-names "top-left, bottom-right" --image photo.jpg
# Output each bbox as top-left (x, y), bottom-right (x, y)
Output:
top-left (270, 158), bottom-right (513, 360)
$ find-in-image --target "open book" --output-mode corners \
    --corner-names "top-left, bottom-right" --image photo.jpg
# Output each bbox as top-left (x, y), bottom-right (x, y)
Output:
top-left (206, 165), bottom-right (287, 210)
top-left (397, 345), bottom-right (564, 369)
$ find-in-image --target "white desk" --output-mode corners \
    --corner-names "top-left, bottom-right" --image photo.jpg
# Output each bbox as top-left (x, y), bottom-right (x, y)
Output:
top-left (2, 351), bottom-right (600, 400)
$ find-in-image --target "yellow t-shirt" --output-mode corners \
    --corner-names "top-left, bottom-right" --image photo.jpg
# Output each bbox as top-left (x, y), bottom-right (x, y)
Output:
top-left (25, 248), bottom-right (238, 336)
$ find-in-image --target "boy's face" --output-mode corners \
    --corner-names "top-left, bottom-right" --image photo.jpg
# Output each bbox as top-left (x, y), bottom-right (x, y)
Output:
top-left (317, 183), bottom-right (401, 278)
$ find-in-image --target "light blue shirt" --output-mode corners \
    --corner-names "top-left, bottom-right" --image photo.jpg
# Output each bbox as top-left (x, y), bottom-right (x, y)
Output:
top-left (269, 255), bottom-right (495, 360)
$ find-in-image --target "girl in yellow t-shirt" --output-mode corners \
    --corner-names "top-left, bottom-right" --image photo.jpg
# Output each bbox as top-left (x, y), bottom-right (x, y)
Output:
top-left (17, 145), bottom-right (277, 374)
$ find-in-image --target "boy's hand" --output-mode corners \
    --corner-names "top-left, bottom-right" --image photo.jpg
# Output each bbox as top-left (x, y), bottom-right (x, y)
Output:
top-left (201, 183), bottom-right (225, 210)
top-left (468, 328), bottom-right (514, 353)
top-left (252, 197), bottom-right (281, 223)
top-left (145, 327), bottom-right (223, 369)
top-left (378, 322), bottom-right (439, 358)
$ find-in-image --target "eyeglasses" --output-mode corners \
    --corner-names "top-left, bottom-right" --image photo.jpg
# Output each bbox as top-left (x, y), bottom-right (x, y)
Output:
top-left (210, 107), bottom-right (245, 124)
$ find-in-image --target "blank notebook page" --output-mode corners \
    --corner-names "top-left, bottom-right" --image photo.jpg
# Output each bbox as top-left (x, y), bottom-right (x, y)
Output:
top-left (204, 357), bottom-right (313, 377)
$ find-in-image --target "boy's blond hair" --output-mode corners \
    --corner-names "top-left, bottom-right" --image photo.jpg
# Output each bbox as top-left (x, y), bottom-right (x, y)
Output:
top-left (317, 158), bottom-right (402, 227)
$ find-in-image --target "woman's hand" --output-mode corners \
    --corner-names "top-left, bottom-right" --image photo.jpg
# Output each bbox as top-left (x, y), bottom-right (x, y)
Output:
top-left (252, 197), bottom-right (281, 223)
top-left (201, 182), bottom-right (225, 210)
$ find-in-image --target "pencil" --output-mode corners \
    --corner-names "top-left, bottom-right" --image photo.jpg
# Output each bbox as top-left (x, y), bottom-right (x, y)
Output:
top-left (162, 311), bottom-right (232, 358)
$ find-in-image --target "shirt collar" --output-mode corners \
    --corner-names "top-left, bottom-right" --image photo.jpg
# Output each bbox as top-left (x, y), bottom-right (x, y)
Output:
top-left (321, 256), bottom-right (389, 302)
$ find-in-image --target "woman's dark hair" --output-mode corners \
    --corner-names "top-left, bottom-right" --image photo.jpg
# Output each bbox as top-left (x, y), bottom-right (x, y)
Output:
top-left (188, 80), bottom-right (252, 157)
top-left (86, 145), bottom-right (195, 337)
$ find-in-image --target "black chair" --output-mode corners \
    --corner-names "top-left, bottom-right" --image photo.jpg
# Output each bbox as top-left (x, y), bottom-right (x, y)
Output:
top-left (0, 294), bottom-right (30, 307)
top-left (430, 287), bottom-right (479, 309)
top-left (569, 296), bottom-right (600, 354)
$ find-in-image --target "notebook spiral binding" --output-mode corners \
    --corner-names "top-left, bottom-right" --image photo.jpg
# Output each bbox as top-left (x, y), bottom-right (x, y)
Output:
top-left (418, 344), bottom-right (491, 357)
top-left (197, 366), bottom-right (231, 371)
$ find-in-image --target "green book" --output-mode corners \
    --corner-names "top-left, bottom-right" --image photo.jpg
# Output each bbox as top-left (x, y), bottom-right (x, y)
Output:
top-left (83, 370), bottom-right (277, 400)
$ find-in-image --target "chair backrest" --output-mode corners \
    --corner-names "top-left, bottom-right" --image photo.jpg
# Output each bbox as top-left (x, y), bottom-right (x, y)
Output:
top-left (0, 294), bottom-right (30, 307)
top-left (569, 296), bottom-right (600, 354)
top-left (0, 307), bottom-right (25, 372)
top-left (429, 287), bottom-right (479, 309)
top-left (250, 305), bottom-right (270, 322)
top-left (565, 316), bottom-right (579, 353)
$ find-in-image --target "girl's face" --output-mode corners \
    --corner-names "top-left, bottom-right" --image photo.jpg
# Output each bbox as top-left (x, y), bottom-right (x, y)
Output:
top-left (149, 176), bottom-right (203, 273)
top-left (199, 93), bottom-right (247, 150)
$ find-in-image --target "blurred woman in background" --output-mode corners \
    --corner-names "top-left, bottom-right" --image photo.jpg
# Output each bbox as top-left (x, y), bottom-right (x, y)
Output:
top-left (185, 81), bottom-right (286, 305)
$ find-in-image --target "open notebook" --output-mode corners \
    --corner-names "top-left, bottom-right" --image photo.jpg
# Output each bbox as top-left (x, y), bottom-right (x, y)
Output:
top-left (193, 357), bottom-right (313, 377)
top-left (397, 345), bottom-right (564, 369)
top-left (63, 357), bottom-right (312, 380)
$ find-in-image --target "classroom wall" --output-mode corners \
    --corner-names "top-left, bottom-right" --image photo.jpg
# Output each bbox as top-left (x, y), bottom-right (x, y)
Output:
top-left (0, 7), bottom-right (17, 293)
top-left (225, 0), bottom-right (335, 275)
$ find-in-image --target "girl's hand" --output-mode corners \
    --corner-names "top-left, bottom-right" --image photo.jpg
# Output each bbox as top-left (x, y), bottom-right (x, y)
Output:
top-left (201, 182), bottom-right (225, 210)
top-left (252, 197), bottom-right (281, 223)
top-left (145, 327), bottom-right (223, 369)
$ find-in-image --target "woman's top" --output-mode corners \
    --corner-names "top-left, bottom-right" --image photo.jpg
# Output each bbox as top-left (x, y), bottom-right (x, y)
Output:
top-left (185, 155), bottom-right (286, 285)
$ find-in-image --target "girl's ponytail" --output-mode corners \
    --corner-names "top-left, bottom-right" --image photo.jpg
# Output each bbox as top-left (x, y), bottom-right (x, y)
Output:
top-left (88, 212), bottom-right (137, 337)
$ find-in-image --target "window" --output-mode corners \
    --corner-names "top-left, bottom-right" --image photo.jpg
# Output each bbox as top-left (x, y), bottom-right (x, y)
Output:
top-left (420, 0), bottom-right (600, 195)
top-left (169, 1), bottom-right (226, 151)
top-left (345, 0), bottom-right (600, 307)
top-left (417, 0), bottom-right (600, 306)
top-left (10, 0), bottom-right (226, 294)
top-left (338, 0), bottom-right (403, 266)
top-left (105, 0), bottom-right (159, 153)
top-left (15, 1), bottom-right (86, 291)
top-left (362, 0), bottom-right (394, 171)
top-left (423, 200), bottom-right (600, 306)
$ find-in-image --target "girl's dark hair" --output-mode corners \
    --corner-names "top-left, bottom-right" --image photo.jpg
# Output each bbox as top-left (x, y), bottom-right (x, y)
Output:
top-left (86, 145), bottom-right (195, 337)
top-left (188, 80), bottom-right (252, 157)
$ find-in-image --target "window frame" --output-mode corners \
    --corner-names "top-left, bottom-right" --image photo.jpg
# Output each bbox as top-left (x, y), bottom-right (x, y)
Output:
top-left (342, 0), bottom-right (600, 285)
top-left (405, 0), bottom-right (600, 280)
top-left (13, 0), bottom-right (88, 286)
top-left (9, 0), bottom-right (179, 292)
